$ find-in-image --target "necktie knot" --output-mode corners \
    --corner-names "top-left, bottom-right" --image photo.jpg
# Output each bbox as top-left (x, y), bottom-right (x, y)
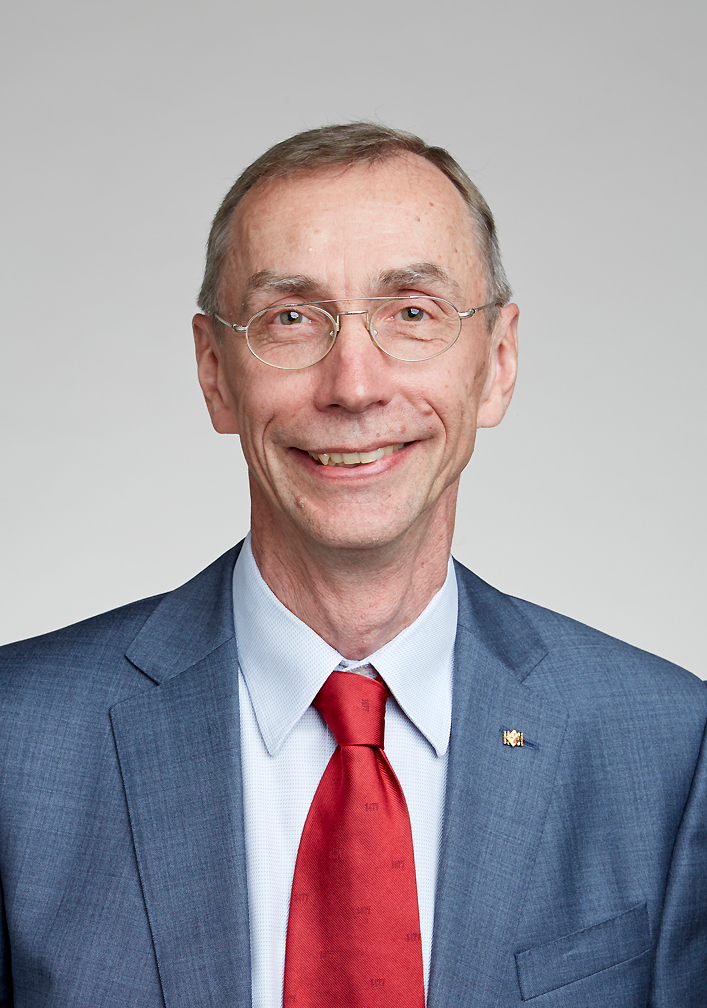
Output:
top-left (313, 670), bottom-right (389, 747)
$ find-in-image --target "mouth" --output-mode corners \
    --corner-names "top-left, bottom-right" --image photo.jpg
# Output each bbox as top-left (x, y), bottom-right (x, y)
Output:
top-left (305, 443), bottom-right (407, 467)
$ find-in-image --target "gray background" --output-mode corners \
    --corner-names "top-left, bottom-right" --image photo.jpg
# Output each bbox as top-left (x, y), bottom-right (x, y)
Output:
top-left (1, 0), bottom-right (705, 677)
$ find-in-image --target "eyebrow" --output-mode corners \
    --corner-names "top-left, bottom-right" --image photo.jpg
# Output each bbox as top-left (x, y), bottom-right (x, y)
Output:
top-left (375, 263), bottom-right (463, 301)
top-left (241, 271), bottom-right (316, 314)
top-left (240, 261), bottom-right (464, 315)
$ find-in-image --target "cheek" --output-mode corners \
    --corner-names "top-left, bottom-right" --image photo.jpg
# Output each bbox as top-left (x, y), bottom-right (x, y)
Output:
top-left (428, 363), bottom-right (487, 455)
top-left (217, 355), bottom-right (267, 445)
top-left (221, 342), bottom-right (274, 419)
top-left (436, 357), bottom-right (483, 419)
top-left (230, 369), bottom-right (317, 451)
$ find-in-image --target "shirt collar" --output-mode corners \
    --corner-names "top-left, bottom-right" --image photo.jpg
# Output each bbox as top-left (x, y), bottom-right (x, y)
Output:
top-left (233, 534), bottom-right (457, 757)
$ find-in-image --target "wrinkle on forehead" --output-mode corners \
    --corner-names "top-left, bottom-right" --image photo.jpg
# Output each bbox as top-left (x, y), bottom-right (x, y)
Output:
top-left (223, 156), bottom-right (484, 315)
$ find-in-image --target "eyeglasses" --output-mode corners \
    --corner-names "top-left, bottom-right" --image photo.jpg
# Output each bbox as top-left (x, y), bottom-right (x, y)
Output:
top-left (214, 296), bottom-right (500, 370)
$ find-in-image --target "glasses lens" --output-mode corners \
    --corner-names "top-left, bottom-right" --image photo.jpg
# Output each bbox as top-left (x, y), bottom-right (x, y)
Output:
top-left (246, 305), bottom-right (336, 369)
top-left (369, 297), bottom-right (461, 361)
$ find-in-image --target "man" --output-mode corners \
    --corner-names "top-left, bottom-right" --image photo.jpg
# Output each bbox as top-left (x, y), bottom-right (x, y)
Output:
top-left (0, 124), bottom-right (705, 1007)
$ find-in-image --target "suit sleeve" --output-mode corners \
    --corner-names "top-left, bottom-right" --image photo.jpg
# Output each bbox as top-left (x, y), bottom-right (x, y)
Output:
top-left (650, 711), bottom-right (707, 1006)
top-left (0, 877), bottom-right (11, 1007)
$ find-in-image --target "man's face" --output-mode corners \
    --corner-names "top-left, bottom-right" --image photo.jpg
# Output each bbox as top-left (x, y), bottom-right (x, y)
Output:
top-left (194, 155), bottom-right (518, 553)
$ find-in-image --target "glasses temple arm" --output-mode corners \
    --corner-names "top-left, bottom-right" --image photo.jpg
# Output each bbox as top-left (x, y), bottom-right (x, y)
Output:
top-left (214, 314), bottom-right (247, 333)
top-left (458, 302), bottom-right (502, 319)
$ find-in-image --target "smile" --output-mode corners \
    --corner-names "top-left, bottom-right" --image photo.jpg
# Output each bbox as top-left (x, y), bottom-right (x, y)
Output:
top-left (306, 444), bottom-right (406, 467)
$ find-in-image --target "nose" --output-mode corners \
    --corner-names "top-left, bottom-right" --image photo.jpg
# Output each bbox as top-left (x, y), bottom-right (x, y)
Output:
top-left (312, 311), bottom-right (395, 414)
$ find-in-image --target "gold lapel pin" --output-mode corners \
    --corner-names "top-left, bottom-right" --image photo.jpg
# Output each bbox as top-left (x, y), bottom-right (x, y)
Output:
top-left (503, 729), bottom-right (523, 747)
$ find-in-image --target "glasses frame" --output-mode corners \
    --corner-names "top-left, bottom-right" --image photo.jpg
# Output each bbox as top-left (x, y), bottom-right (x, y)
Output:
top-left (214, 296), bottom-right (501, 370)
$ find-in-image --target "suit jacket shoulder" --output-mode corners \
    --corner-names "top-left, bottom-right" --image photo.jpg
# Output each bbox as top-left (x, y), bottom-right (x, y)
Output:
top-left (453, 558), bottom-right (706, 718)
top-left (0, 544), bottom-right (241, 699)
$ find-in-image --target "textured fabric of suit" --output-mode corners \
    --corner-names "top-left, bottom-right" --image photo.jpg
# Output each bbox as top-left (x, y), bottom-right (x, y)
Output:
top-left (0, 543), bottom-right (705, 1007)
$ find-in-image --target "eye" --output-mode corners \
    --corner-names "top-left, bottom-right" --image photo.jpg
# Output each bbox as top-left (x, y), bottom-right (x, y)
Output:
top-left (277, 309), bottom-right (311, 326)
top-left (398, 305), bottom-right (427, 322)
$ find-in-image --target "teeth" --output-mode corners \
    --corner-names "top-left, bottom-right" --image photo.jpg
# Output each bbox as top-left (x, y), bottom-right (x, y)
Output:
top-left (307, 444), bottom-right (405, 466)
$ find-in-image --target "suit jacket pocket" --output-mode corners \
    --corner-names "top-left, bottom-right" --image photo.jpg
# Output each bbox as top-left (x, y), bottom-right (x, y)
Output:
top-left (515, 903), bottom-right (650, 1001)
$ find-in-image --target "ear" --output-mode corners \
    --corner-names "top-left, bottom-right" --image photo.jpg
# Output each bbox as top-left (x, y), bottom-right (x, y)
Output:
top-left (476, 303), bottom-right (519, 429)
top-left (192, 313), bottom-right (240, 434)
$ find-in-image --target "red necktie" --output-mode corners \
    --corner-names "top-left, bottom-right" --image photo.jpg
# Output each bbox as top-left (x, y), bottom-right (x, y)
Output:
top-left (283, 670), bottom-right (425, 1007)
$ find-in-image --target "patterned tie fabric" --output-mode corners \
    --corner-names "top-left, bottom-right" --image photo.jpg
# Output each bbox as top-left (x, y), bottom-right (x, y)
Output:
top-left (283, 670), bottom-right (425, 1007)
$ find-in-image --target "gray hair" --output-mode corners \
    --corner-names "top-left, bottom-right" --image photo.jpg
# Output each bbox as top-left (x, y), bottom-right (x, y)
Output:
top-left (197, 122), bottom-right (511, 328)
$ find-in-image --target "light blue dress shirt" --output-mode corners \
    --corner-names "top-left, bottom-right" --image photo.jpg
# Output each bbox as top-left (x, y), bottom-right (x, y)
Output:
top-left (233, 534), bottom-right (457, 1007)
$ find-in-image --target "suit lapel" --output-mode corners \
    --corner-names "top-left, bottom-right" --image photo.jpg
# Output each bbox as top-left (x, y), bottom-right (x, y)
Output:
top-left (110, 546), bottom-right (251, 1008)
top-left (428, 566), bottom-right (568, 1008)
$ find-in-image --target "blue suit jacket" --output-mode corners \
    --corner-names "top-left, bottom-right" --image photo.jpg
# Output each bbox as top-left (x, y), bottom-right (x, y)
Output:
top-left (1, 544), bottom-right (705, 1006)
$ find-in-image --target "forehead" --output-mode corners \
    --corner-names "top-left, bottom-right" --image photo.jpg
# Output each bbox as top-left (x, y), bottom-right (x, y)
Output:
top-left (223, 155), bottom-right (483, 303)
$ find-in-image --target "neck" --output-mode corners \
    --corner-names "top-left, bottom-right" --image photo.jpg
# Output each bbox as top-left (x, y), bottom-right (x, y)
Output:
top-left (250, 484), bottom-right (458, 660)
